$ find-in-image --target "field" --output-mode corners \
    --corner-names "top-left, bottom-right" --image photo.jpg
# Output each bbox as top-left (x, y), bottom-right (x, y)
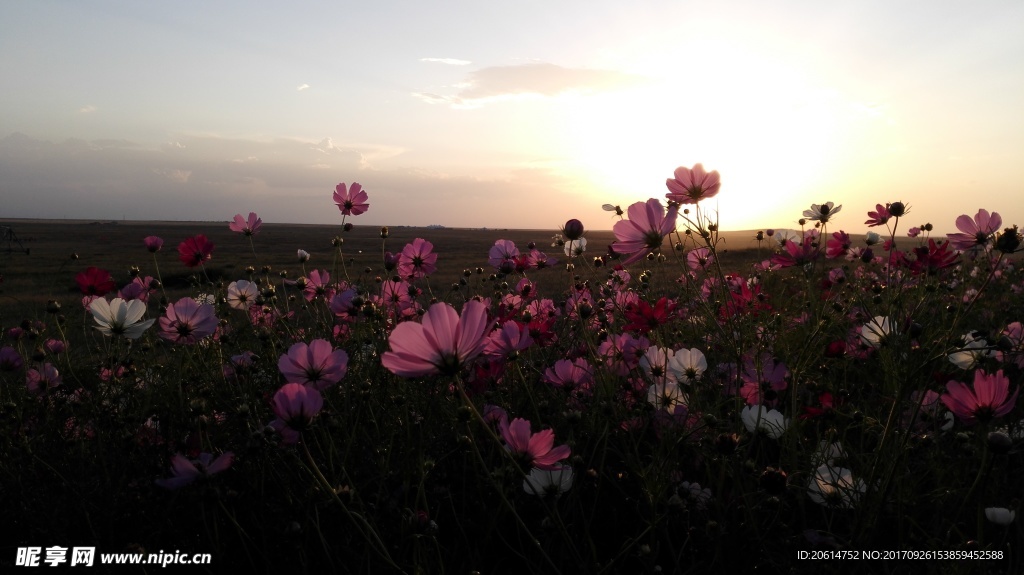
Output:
top-left (1, 202), bottom-right (1022, 574)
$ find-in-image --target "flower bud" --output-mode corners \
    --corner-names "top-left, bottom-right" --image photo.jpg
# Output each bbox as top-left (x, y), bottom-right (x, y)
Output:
top-left (562, 219), bottom-right (585, 240)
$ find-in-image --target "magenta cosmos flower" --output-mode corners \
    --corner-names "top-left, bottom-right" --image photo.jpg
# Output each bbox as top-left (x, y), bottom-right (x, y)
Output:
top-left (155, 452), bottom-right (234, 490)
top-left (333, 182), bottom-right (369, 216)
top-left (500, 417), bottom-right (571, 470)
top-left (665, 163), bottom-right (721, 204)
top-left (278, 339), bottom-right (349, 391)
top-left (946, 209), bottom-right (1002, 253)
top-left (75, 266), bottom-right (116, 296)
top-left (177, 235), bottom-right (214, 268)
top-left (144, 236), bottom-right (164, 252)
top-left (398, 238), bottom-right (438, 279)
top-left (158, 297), bottom-right (218, 344)
top-left (382, 300), bottom-right (490, 377)
top-left (611, 198), bottom-right (679, 265)
top-left (941, 369), bottom-right (1018, 425)
top-left (229, 212), bottom-right (262, 236)
top-left (270, 383), bottom-right (324, 444)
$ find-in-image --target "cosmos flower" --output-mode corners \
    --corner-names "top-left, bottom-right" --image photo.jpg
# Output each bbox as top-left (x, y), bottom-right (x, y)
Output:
top-left (269, 383), bottom-right (324, 444)
top-left (155, 452), bottom-right (234, 490)
top-left (158, 297), bottom-right (218, 344)
top-left (382, 300), bottom-right (490, 377)
top-left (89, 297), bottom-right (155, 340)
top-left (398, 238), bottom-right (438, 279)
top-left (864, 204), bottom-right (891, 227)
top-left (523, 466), bottom-right (575, 497)
top-left (75, 267), bottom-right (116, 296)
top-left (177, 235), bottom-right (214, 268)
top-left (741, 405), bottom-right (788, 438)
top-left (26, 363), bottom-right (62, 396)
top-left (226, 280), bottom-right (259, 310)
top-left (807, 464), bottom-right (865, 508)
top-left (859, 316), bottom-right (895, 348)
top-left (803, 202), bottom-right (842, 223)
top-left (488, 239), bottom-right (520, 272)
top-left (941, 369), bottom-right (1018, 426)
top-left (333, 182), bottom-right (369, 216)
top-left (229, 212), bottom-right (262, 236)
top-left (143, 236), bottom-right (164, 252)
top-left (277, 339), bottom-right (349, 390)
top-left (611, 198), bottom-right (678, 265)
top-left (668, 348), bottom-right (707, 384)
top-left (947, 209), bottom-right (1001, 253)
top-left (985, 508), bottom-right (1016, 525)
top-left (665, 164), bottom-right (721, 204)
top-left (500, 417), bottom-right (571, 470)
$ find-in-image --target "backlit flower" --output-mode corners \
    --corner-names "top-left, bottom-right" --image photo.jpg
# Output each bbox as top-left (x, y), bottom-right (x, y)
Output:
top-left (668, 347), bottom-right (707, 384)
top-left (941, 369), bottom-right (1018, 425)
top-left (278, 339), bottom-right (349, 390)
top-left (382, 300), bottom-right (490, 377)
top-left (860, 316), bottom-right (894, 348)
top-left (177, 235), bottom-right (214, 268)
top-left (741, 405), bottom-right (788, 438)
top-left (803, 202), bottom-right (842, 224)
top-left (158, 297), bottom-right (218, 344)
top-left (665, 164), bottom-right (721, 204)
top-left (144, 236), bottom-right (164, 252)
top-left (226, 280), bottom-right (259, 310)
top-left (155, 452), bottom-right (234, 490)
top-left (333, 182), bottom-right (369, 216)
top-left (864, 204), bottom-right (891, 227)
top-left (488, 239), bottom-right (520, 272)
top-left (229, 212), bottom-right (262, 236)
top-left (807, 464), bottom-right (865, 508)
top-left (398, 238), bottom-right (438, 279)
top-left (985, 507), bottom-right (1016, 525)
top-left (500, 417), bottom-right (571, 470)
top-left (611, 198), bottom-right (678, 265)
top-left (89, 297), bottom-right (155, 339)
top-left (26, 363), bottom-right (62, 396)
top-left (270, 383), bottom-right (324, 444)
top-left (947, 209), bottom-right (1001, 253)
top-left (75, 267), bottom-right (116, 296)
top-left (523, 466), bottom-right (575, 497)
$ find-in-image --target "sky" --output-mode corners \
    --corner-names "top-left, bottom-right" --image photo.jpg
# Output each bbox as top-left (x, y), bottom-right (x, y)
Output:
top-left (1, 0), bottom-right (1023, 233)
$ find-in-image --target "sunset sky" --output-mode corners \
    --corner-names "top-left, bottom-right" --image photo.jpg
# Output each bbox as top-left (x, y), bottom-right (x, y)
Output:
top-left (2, 0), bottom-right (1022, 233)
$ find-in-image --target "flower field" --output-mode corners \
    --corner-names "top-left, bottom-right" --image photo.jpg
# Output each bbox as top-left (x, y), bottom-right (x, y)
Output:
top-left (1, 167), bottom-right (1022, 574)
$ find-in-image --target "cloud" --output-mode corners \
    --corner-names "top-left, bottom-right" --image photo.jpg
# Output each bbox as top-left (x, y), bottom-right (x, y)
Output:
top-left (420, 57), bottom-right (472, 66)
top-left (416, 63), bottom-right (645, 108)
top-left (297, 83), bottom-right (310, 91)
top-left (78, 105), bottom-right (97, 113)
top-left (153, 168), bottom-right (192, 183)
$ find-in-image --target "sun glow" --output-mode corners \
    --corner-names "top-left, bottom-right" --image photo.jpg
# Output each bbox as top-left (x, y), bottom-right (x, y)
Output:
top-left (562, 41), bottom-right (851, 231)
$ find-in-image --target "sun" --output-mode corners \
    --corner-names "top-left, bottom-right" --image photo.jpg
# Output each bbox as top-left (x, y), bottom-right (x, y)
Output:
top-left (559, 42), bottom-right (848, 231)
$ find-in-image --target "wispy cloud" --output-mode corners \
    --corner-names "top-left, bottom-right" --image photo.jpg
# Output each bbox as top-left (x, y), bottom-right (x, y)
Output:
top-left (415, 63), bottom-right (645, 108)
top-left (78, 105), bottom-right (97, 113)
top-left (420, 57), bottom-right (472, 66)
top-left (296, 83), bottom-right (311, 91)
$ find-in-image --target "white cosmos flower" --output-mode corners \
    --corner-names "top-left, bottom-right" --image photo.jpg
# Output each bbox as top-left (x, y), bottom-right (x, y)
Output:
top-left (523, 465), bottom-right (574, 497)
top-left (984, 507), bottom-right (1016, 525)
top-left (741, 405), bottom-right (789, 438)
top-left (807, 464), bottom-right (865, 508)
top-left (639, 345), bottom-right (676, 383)
top-left (947, 331), bottom-right (995, 369)
top-left (227, 280), bottom-right (259, 311)
top-left (647, 381), bottom-right (687, 412)
top-left (89, 297), bottom-right (155, 340)
top-left (860, 316), bottom-right (895, 348)
top-left (668, 347), bottom-right (707, 384)
top-left (564, 237), bottom-right (587, 258)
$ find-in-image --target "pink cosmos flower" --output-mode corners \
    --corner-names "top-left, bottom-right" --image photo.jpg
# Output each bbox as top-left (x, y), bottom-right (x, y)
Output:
top-left (611, 198), bottom-right (678, 265)
top-left (947, 209), bottom-right (1001, 253)
top-left (0, 346), bottom-right (23, 371)
top-left (144, 236), bottom-right (164, 252)
top-left (229, 212), bottom-right (262, 236)
top-left (303, 270), bottom-right (334, 301)
top-left (665, 164), bottom-right (721, 204)
top-left (500, 417), bottom-right (571, 470)
top-left (178, 235), bottom-right (214, 268)
top-left (686, 247), bottom-right (714, 271)
top-left (75, 267), bottom-right (116, 296)
top-left (278, 339), bottom-right (349, 390)
top-left (398, 238), bottom-right (438, 279)
top-left (941, 369), bottom-right (1018, 425)
top-left (26, 363), bottom-right (62, 395)
top-left (382, 300), bottom-right (490, 377)
top-left (333, 182), bottom-right (369, 216)
top-left (270, 383), bottom-right (324, 444)
top-left (488, 239), bottom-right (520, 272)
top-left (483, 321), bottom-right (533, 360)
top-left (907, 227), bottom-right (921, 238)
top-left (543, 358), bottom-right (594, 389)
top-left (864, 204), bottom-right (891, 227)
top-left (155, 452), bottom-right (234, 490)
top-left (158, 297), bottom-right (218, 344)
